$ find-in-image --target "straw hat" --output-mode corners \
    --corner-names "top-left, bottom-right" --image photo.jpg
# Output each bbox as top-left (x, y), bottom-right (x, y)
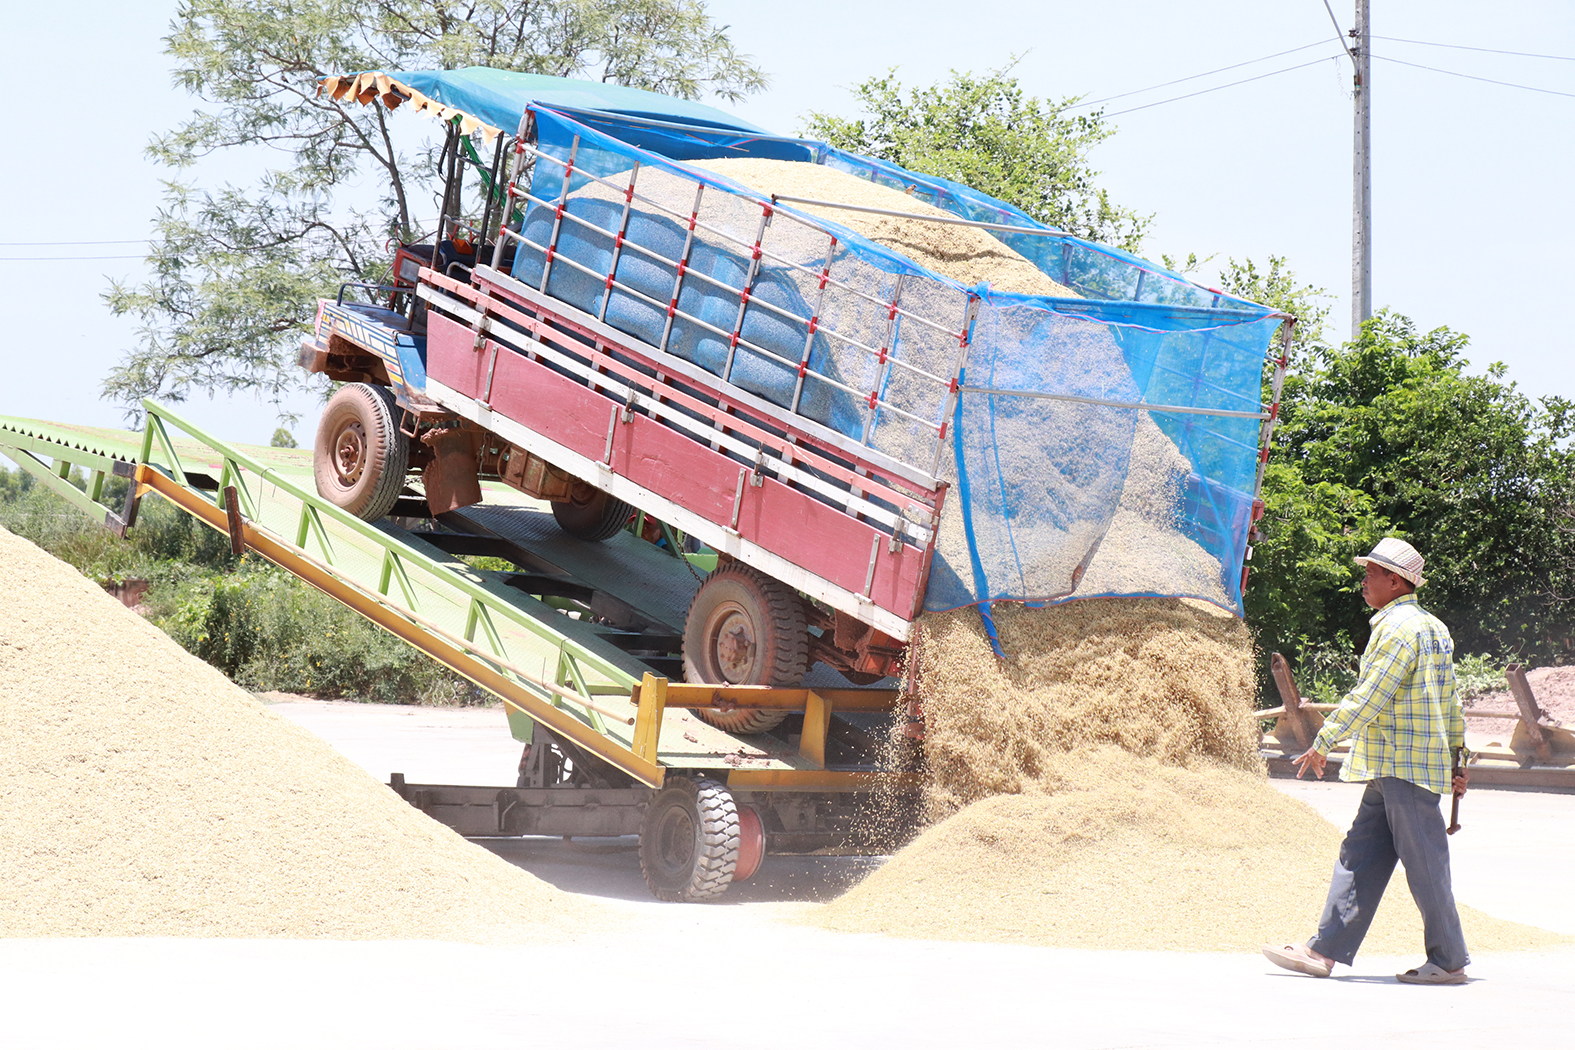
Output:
top-left (1355, 537), bottom-right (1426, 588)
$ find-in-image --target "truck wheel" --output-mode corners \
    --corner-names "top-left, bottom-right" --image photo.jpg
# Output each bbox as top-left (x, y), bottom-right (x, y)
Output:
top-left (314, 383), bottom-right (410, 521)
top-left (551, 487), bottom-right (633, 541)
top-left (639, 776), bottom-right (739, 902)
top-left (683, 563), bottom-right (809, 734)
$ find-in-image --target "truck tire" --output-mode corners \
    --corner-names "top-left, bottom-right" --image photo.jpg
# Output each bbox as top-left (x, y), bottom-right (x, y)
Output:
top-left (314, 383), bottom-right (410, 521)
top-left (683, 563), bottom-right (809, 734)
top-left (551, 487), bottom-right (633, 542)
top-left (639, 776), bottom-right (739, 902)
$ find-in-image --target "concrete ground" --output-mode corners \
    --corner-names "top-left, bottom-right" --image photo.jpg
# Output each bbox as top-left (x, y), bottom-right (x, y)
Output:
top-left (2, 699), bottom-right (1571, 1050)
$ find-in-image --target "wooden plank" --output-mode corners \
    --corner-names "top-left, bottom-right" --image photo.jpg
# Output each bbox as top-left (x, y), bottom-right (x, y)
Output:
top-left (1465, 707), bottom-right (1524, 720)
top-left (1505, 665), bottom-right (1553, 763)
top-left (1263, 753), bottom-right (1575, 792)
top-left (1269, 653), bottom-right (1324, 750)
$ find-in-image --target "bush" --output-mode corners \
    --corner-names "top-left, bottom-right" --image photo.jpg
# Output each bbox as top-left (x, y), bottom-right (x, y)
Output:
top-left (158, 565), bottom-right (485, 704)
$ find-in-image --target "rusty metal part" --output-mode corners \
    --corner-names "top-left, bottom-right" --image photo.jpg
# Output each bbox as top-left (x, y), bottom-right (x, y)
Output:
top-left (420, 426), bottom-right (483, 514)
top-left (806, 604), bottom-right (905, 681)
top-left (223, 485), bottom-right (246, 556)
top-left (478, 441), bottom-right (580, 502)
top-left (1266, 653), bottom-right (1327, 752)
top-left (734, 805), bottom-right (765, 882)
top-left (299, 332), bottom-right (395, 386)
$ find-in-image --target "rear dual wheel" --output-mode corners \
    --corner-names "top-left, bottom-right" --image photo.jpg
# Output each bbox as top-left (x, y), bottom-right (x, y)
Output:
top-left (551, 486), bottom-right (634, 542)
top-left (682, 563), bottom-right (809, 734)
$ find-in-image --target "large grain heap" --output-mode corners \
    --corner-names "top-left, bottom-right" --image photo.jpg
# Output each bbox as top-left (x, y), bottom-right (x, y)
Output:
top-left (0, 526), bottom-right (598, 942)
top-left (813, 599), bottom-right (1559, 952)
top-left (703, 163), bottom-right (1561, 954)
top-left (817, 745), bottom-right (1559, 953)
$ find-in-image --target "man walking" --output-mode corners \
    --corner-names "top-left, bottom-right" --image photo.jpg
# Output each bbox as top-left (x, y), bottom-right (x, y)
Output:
top-left (1263, 538), bottom-right (1471, 984)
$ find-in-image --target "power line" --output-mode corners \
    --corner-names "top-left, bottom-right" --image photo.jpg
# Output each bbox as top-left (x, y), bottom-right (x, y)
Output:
top-left (1321, 0), bottom-right (1357, 62)
top-left (1373, 54), bottom-right (1575, 98)
top-left (0, 255), bottom-right (147, 261)
top-left (0, 239), bottom-right (148, 247)
top-left (1067, 40), bottom-right (1333, 109)
top-left (1104, 55), bottom-right (1342, 117)
top-left (1373, 35), bottom-right (1575, 62)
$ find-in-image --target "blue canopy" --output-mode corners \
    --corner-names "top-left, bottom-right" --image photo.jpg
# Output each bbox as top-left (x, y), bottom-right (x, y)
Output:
top-left (374, 67), bottom-right (768, 137)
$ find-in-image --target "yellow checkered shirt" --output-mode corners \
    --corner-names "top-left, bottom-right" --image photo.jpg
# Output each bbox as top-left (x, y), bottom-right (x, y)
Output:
top-left (1311, 594), bottom-right (1464, 796)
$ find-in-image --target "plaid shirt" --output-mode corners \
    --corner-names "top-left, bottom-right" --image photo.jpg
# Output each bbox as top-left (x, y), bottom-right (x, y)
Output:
top-left (1312, 594), bottom-right (1464, 795)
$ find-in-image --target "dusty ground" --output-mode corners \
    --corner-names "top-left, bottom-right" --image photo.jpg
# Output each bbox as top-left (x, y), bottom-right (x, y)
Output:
top-left (3, 700), bottom-right (1572, 1049)
top-left (1466, 666), bottom-right (1575, 741)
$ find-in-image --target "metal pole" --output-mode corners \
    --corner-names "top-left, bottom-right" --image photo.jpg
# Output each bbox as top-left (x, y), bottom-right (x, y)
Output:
top-left (1351, 0), bottom-right (1372, 340)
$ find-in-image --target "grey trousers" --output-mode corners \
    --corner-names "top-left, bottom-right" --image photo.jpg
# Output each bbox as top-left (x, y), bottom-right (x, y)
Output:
top-left (1308, 776), bottom-right (1470, 971)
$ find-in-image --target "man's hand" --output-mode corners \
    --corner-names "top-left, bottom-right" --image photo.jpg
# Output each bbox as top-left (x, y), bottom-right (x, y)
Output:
top-left (1453, 768), bottom-right (1469, 798)
top-left (1293, 747), bottom-right (1328, 780)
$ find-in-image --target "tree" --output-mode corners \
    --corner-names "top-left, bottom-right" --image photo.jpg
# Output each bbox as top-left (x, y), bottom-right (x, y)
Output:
top-left (1220, 257), bottom-right (1386, 688)
top-left (1282, 312), bottom-right (1575, 658)
top-left (104, 0), bottom-right (766, 419)
top-left (800, 63), bottom-right (1149, 252)
top-left (1224, 260), bottom-right (1575, 688)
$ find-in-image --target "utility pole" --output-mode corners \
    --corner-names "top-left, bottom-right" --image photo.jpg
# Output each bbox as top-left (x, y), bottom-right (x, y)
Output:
top-left (1350, 0), bottom-right (1372, 340)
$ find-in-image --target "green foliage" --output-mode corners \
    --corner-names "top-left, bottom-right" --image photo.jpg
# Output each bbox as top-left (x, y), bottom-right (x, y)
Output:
top-left (1453, 653), bottom-right (1509, 701)
top-left (802, 63), bottom-right (1149, 252)
top-left (0, 465), bottom-right (479, 704)
top-left (270, 426), bottom-right (299, 448)
top-left (1223, 257), bottom-right (1575, 692)
top-left (105, 0), bottom-right (766, 415)
top-left (1245, 461), bottom-right (1387, 682)
top-left (1303, 315), bottom-right (1573, 656)
top-left (1219, 255), bottom-right (1331, 364)
top-left (158, 568), bottom-right (483, 704)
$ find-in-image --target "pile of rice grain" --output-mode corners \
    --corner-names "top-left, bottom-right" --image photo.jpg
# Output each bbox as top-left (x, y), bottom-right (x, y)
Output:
top-left (819, 600), bottom-right (1564, 954)
top-left (910, 598), bottom-right (1261, 820)
top-left (697, 158), bottom-right (1077, 297)
top-left (818, 746), bottom-right (1563, 953)
top-left (0, 526), bottom-right (599, 942)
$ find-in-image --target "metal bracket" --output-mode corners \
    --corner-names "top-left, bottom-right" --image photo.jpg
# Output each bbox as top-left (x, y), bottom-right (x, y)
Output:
top-left (862, 533), bottom-right (881, 597)
top-left (749, 449), bottom-right (766, 487)
top-left (731, 468), bottom-right (748, 529)
top-left (603, 404), bottom-right (619, 464)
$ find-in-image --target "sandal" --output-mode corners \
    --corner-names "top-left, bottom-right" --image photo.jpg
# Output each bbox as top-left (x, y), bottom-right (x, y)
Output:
top-left (1261, 943), bottom-right (1333, 978)
top-left (1396, 962), bottom-right (1466, 985)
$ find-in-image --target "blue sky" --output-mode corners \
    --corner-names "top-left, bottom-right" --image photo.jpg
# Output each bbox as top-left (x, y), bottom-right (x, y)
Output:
top-left (3, 1), bottom-right (1570, 445)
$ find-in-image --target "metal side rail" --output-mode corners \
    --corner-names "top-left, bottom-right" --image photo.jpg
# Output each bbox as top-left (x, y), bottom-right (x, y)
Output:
top-left (0, 405), bottom-right (906, 794)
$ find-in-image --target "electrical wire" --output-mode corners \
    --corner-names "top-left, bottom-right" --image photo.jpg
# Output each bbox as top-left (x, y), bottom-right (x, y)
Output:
top-left (0, 239), bottom-right (148, 246)
top-left (1104, 55), bottom-right (1342, 117)
top-left (1066, 40), bottom-right (1333, 109)
top-left (0, 255), bottom-right (146, 261)
top-left (1373, 54), bottom-right (1575, 98)
top-left (1320, 0), bottom-right (1357, 62)
top-left (1373, 35), bottom-right (1575, 62)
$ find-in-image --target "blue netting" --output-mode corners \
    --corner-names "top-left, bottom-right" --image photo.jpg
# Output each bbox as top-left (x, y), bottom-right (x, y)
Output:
top-left (516, 105), bottom-right (1278, 617)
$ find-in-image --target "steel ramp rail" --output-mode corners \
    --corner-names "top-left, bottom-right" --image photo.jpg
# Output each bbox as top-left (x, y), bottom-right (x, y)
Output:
top-left (0, 406), bottom-right (903, 792)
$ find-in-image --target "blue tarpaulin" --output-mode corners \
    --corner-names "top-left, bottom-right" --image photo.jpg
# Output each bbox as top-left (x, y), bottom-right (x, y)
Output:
top-left (381, 66), bottom-right (769, 136)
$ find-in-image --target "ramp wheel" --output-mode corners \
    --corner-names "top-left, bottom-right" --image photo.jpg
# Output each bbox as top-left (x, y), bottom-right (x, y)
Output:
top-left (683, 563), bottom-right (809, 734)
top-left (639, 776), bottom-right (739, 902)
top-left (551, 487), bottom-right (633, 542)
top-left (313, 383), bottom-right (409, 521)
